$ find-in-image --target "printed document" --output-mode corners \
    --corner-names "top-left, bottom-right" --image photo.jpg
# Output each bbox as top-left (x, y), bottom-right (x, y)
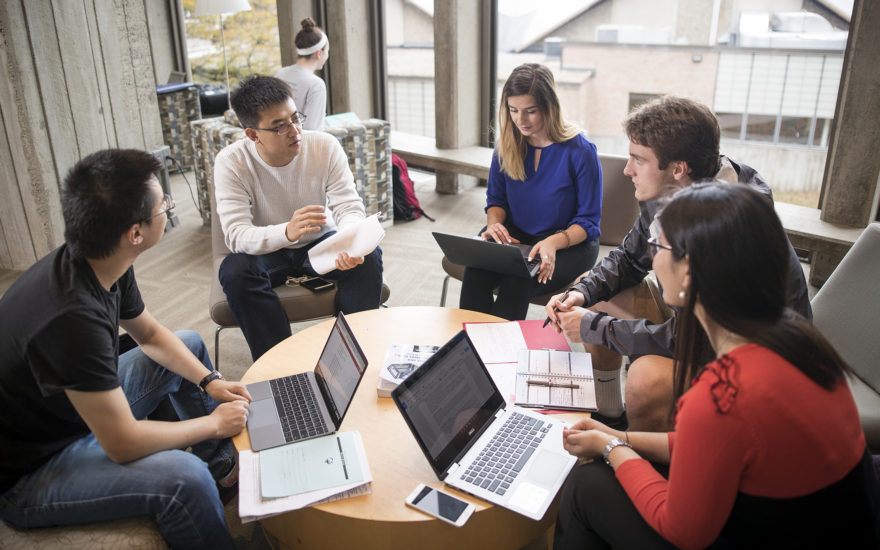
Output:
top-left (308, 214), bottom-right (385, 275)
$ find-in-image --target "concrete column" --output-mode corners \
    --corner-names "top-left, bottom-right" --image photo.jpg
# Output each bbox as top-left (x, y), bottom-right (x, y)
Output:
top-left (433, 0), bottom-right (482, 194)
top-left (324, 0), bottom-right (376, 118)
top-left (276, 0), bottom-right (317, 69)
top-left (0, 0), bottom-right (162, 270)
top-left (813, 0), bottom-right (880, 285)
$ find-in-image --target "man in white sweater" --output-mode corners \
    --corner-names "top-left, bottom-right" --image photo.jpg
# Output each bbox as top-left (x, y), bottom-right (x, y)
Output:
top-left (214, 75), bottom-right (383, 360)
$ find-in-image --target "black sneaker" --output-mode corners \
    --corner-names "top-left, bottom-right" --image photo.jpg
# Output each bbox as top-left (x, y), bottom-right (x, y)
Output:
top-left (591, 410), bottom-right (628, 431)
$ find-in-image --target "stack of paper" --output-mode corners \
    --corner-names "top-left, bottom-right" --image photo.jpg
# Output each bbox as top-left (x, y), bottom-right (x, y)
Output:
top-left (239, 431), bottom-right (372, 523)
top-left (308, 214), bottom-right (385, 275)
top-left (377, 343), bottom-right (440, 397)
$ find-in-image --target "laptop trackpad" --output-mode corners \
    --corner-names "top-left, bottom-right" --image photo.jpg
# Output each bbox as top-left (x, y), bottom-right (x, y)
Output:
top-left (249, 399), bottom-right (280, 428)
top-left (525, 449), bottom-right (568, 487)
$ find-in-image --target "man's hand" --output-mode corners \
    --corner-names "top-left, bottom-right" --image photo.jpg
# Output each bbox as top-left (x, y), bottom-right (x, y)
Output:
top-left (286, 205), bottom-right (327, 242)
top-left (481, 223), bottom-right (520, 244)
top-left (545, 290), bottom-right (585, 331)
top-left (206, 379), bottom-right (252, 404)
top-left (335, 251), bottom-right (364, 271)
top-left (210, 400), bottom-right (249, 439)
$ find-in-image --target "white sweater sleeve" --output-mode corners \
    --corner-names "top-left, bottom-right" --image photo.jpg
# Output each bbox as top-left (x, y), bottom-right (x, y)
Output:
top-left (213, 144), bottom-right (292, 255)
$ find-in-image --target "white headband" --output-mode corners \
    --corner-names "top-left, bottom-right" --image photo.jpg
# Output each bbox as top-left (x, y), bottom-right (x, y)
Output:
top-left (297, 33), bottom-right (327, 56)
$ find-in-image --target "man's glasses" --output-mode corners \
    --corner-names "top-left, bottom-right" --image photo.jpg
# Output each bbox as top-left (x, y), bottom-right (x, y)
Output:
top-left (646, 236), bottom-right (673, 257)
top-left (141, 194), bottom-right (175, 223)
top-left (252, 113), bottom-right (308, 136)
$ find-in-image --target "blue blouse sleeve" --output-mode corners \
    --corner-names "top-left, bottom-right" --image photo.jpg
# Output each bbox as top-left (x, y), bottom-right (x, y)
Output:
top-left (570, 137), bottom-right (603, 241)
top-left (485, 151), bottom-right (509, 213)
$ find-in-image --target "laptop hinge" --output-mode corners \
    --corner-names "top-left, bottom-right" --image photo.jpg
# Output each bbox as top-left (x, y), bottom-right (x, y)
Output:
top-left (447, 463), bottom-right (460, 477)
top-left (495, 408), bottom-right (506, 418)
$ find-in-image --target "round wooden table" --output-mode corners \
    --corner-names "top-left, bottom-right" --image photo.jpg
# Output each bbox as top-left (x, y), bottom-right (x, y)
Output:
top-left (233, 307), bottom-right (586, 550)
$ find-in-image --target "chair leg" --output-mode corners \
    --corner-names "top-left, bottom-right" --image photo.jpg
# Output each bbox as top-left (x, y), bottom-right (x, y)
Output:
top-left (440, 275), bottom-right (451, 307)
top-left (214, 325), bottom-right (224, 371)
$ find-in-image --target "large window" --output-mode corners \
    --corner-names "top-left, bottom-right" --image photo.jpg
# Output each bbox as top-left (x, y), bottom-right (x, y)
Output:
top-left (182, 0), bottom-right (281, 88)
top-left (385, 0), bottom-right (435, 137)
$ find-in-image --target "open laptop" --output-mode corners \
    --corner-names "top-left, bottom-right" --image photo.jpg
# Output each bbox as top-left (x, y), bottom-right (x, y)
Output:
top-left (433, 232), bottom-right (541, 278)
top-left (246, 312), bottom-right (368, 451)
top-left (392, 330), bottom-right (576, 520)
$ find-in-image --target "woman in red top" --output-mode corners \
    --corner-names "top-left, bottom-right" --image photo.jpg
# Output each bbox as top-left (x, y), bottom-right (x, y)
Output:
top-left (553, 182), bottom-right (879, 549)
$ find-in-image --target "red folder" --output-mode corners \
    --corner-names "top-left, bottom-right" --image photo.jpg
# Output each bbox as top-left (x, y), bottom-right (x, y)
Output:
top-left (462, 320), bottom-right (571, 352)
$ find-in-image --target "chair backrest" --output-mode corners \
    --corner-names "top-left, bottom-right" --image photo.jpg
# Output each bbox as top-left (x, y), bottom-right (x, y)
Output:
top-left (811, 222), bottom-right (880, 393)
top-left (209, 186), bottom-right (232, 261)
top-left (597, 154), bottom-right (639, 247)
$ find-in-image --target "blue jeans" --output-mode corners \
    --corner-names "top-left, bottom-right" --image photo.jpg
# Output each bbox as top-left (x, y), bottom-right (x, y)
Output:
top-left (0, 331), bottom-right (236, 550)
top-left (219, 232), bottom-right (384, 360)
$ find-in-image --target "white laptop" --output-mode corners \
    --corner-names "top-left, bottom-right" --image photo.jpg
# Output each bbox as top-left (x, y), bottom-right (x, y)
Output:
top-left (392, 330), bottom-right (576, 520)
top-left (246, 312), bottom-right (368, 451)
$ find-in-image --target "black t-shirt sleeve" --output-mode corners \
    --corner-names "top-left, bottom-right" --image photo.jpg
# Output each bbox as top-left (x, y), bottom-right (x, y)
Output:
top-left (118, 267), bottom-right (145, 320)
top-left (26, 312), bottom-right (120, 396)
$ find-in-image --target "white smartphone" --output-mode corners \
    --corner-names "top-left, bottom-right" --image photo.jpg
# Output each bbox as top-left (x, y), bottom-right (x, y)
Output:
top-left (404, 483), bottom-right (475, 527)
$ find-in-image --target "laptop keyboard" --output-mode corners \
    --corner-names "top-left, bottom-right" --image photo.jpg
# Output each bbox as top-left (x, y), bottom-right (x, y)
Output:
top-left (460, 412), bottom-right (549, 496)
top-left (270, 375), bottom-right (329, 442)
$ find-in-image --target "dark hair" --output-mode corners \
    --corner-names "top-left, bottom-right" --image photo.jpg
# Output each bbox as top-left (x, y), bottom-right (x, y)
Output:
top-left (62, 149), bottom-right (161, 259)
top-left (295, 17), bottom-right (325, 57)
top-left (230, 75), bottom-right (293, 129)
top-left (496, 63), bottom-right (579, 181)
top-left (659, 183), bottom-right (850, 404)
top-left (624, 96), bottom-right (721, 180)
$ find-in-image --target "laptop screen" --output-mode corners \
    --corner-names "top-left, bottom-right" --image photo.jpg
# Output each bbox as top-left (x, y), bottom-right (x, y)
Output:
top-left (314, 313), bottom-right (368, 425)
top-left (393, 331), bottom-right (505, 478)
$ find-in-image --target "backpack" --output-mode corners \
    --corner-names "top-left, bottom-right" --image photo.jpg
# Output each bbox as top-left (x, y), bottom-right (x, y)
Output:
top-left (392, 153), bottom-right (434, 222)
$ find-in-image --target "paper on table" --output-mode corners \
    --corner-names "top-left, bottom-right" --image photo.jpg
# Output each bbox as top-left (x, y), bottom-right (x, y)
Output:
top-left (463, 322), bottom-right (527, 364)
top-left (239, 431), bottom-right (372, 523)
top-left (260, 432), bottom-right (364, 498)
top-left (308, 214), bottom-right (385, 275)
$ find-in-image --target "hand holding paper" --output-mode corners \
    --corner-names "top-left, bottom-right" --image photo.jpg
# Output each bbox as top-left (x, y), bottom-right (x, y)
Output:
top-left (308, 214), bottom-right (385, 275)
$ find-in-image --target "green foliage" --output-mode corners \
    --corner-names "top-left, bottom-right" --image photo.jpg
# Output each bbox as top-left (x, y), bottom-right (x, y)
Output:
top-left (183, 0), bottom-right (282, 86)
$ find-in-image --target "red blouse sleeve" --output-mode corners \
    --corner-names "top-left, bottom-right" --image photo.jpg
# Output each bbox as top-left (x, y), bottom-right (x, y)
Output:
top-left (615, 381), bottom-right (754, 550)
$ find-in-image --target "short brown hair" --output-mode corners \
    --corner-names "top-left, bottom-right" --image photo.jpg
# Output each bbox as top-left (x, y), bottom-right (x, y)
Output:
top-left (624, 96), bottom-right (720, 180)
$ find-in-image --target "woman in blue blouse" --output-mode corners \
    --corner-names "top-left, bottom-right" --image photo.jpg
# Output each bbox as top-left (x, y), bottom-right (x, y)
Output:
top-left (460, 63), bottom-right (602, 320)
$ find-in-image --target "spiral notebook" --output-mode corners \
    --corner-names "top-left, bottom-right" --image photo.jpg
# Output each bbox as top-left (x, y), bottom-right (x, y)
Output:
top-left (514, 349), bottom-right (597, 412)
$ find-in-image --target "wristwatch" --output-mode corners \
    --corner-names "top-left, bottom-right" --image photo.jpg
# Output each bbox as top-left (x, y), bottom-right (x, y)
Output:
top-left (602, 437), bottom-right (633, 466)
top-left (198, 370), bottom-right (223, 392)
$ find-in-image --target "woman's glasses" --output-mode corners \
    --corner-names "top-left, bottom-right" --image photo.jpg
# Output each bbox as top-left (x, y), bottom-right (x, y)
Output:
top-left (647, 236), bottom-right (673, 257)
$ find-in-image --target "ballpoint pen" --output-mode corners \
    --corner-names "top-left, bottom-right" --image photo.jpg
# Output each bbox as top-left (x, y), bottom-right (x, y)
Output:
top-left (542, 290), bottom-right (571, 328)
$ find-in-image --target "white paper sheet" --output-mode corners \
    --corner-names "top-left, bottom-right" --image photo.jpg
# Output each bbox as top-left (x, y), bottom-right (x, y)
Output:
top-left (308, 214), bottom-right (385, 275)
top-left (464, 322), bottom-right (528, 364)
top-left (238, 431), bottom-right (373, 523)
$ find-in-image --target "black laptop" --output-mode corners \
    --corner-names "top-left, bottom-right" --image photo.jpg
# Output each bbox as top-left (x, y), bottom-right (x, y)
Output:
top-left (432, 232), bottom-right (540, 278)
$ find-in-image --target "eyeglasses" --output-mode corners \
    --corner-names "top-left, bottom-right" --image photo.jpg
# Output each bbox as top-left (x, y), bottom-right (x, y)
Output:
top-left (647, 236), bottom-right (673, 257)
top-left (251, 113), bottom-right (308, 136)
top-left (141, 194), bottom-right (175, 223)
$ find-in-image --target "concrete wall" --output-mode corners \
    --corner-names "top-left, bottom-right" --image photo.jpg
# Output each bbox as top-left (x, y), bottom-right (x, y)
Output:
top-left (0, 0), bottom-right (164, 270)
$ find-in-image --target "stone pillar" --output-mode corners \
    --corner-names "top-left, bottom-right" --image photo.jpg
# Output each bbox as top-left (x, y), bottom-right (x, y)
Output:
top-left (433, 0), bottom-right (482, 194)
top-left (324, 0), bottom-right (377, 118)
top-left (814, 0), bottom-right (880, 285)
top-left (0, 0), bottom-right (163, 270)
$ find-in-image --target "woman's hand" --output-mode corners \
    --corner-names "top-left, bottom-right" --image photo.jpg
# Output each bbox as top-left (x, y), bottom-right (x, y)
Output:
top-left (481, 223), bottom-right (520, 244)
top-left (529, 239), bottom-right (557, 284)
top-left (562, 427), bottom-right (615, 460)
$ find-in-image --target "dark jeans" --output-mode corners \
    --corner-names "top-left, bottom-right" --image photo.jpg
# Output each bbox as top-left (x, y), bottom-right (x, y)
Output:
top-left (554, 460), bottom-right (676, 550)
top-left (219, 232), bottom-right (384, 360)
top-left (0, 331), bottom-right (235, 550)
top-left (459, 223), bottom-right (599, 320)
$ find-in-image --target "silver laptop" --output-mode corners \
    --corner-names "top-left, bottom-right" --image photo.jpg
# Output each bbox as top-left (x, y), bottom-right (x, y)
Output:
top-left (246, 312), bottom-right (368, 451)
top-left (392, 330), bottom-right (576, 520)
top-left (433, 232), bottom-right (541, 278)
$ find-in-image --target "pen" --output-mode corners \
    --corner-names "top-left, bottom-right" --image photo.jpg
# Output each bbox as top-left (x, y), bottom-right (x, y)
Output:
top-left (542, 290), bottom-right (571, 328)
top-left (526, 380), bottom-right (580, 389)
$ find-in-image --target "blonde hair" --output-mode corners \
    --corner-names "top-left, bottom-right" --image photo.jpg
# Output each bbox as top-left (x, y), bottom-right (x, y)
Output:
top-left (496, 64), bottom-right (580, 181)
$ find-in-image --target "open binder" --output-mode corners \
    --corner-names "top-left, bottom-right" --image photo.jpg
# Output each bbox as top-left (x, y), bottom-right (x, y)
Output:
top-left (515, 349), bottom-right (597, 412)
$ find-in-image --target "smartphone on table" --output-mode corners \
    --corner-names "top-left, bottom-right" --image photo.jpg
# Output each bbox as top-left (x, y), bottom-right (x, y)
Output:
top-left (405, 483), bottom-right (475, 527)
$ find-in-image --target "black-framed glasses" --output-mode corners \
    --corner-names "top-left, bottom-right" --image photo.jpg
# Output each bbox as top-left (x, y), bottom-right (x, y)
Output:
top-left (647, 236), bottom-right (673, 257)
top-left (251, 113), bottom-right (307, 136)
top-left (141, 194), bottom-right (175, 223)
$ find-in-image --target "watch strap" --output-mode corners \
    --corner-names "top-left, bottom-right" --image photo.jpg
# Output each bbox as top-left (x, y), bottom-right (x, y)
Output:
top-left (198, 370), bottom-right (223, 392)
top-left (602, 437), bottom-right (632, 466)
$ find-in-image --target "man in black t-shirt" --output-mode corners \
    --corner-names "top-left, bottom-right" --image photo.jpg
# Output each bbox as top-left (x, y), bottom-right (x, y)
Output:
top-left (0, 149), bottom-right (251, 549)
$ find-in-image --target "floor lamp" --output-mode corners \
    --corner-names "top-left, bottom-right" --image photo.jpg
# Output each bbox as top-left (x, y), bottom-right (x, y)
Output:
top-left (194, 0), bottom-right (251, 110)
